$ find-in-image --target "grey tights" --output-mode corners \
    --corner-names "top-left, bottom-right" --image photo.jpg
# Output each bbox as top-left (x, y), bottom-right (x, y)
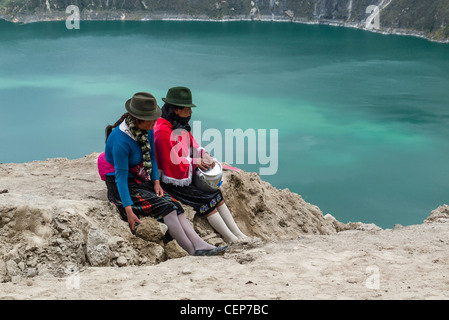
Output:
top-left (163, 211), bottom-right (215, 255)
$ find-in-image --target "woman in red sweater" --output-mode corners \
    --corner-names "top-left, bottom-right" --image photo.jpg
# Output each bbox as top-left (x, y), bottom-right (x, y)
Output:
top-left (154, 87), bottom-right (248, 243)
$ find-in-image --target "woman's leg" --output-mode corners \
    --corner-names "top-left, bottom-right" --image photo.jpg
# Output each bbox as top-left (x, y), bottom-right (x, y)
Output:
top-left (163, 211), bottom-right (196, 255)
top-left (177, 214), bottom-right (216, 251)
top-left (217, 202), bottom-right (248, 239)
top-left (207, 209), bottom-right (239, 243)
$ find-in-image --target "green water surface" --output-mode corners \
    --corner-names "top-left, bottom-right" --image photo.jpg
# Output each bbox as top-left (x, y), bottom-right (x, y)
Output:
top-left (0, 20), bottom-right (448, 228)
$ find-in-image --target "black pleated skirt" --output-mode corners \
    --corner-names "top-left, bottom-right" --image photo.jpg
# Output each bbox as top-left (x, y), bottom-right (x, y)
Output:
top-left (106, 176), bottom-right (184, 222)
top-left (160, 182), bottom-right (223, 217)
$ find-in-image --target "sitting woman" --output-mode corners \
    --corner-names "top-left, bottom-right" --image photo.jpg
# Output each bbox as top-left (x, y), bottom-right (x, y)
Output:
top-left (98, 91), bottom-right (226, 256)
top-left (153, 86), bottom-right (248, 243)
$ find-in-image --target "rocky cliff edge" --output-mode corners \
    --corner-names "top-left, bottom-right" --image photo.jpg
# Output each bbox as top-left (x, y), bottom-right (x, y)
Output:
top-left (0, 152), bottom-right (360, 282)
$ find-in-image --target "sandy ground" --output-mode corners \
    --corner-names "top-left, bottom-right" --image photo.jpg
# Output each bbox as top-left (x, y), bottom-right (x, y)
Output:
top-left (0, 154), bottom-right (448, 301)
top-left (1, 221), bottom-right (448, 300)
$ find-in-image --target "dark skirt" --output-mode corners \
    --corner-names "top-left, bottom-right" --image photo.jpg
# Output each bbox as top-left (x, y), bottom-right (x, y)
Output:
top-left (106, 176), bottom-right (184, 222)
top-left (160, 182), bottom-right (223, 217)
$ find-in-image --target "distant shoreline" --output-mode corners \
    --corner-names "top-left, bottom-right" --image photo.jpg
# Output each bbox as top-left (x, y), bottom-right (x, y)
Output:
top-left (1, 13), bottom-right (448, 44)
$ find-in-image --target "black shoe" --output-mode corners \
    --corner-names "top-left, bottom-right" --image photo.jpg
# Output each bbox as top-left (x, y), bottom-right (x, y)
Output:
top-left (194, 246), bottom-right (228, 256)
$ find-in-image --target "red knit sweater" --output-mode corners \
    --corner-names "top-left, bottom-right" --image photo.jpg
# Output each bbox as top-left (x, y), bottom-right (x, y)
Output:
top-left (153, 118), bottom-right (205, 186)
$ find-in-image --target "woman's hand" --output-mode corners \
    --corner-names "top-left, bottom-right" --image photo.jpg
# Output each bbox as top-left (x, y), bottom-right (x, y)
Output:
top-left (154, 180), bottom-right (164, 197)
top-left (125, 206), bottom-right (141, 233)
top-left (197, 153), bottom-right (215, 171)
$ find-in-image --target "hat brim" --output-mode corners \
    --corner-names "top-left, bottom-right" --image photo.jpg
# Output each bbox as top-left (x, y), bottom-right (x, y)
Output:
top-left (162, 97), bottom-right (197, 108)
top-left (125, 99), bottom-right (162, 121)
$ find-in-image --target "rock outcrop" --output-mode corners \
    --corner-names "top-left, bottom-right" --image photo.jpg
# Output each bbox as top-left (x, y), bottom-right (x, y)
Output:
top-left (1, 0), bottom-right (448, 42)
top-left (0, 153), bottom-right (355, 283)
top-left (424, 205), bottom-right (449, 224)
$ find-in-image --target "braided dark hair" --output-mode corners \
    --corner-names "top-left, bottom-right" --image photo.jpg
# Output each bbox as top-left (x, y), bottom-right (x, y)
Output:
top-left (105, 112), bottom-right (129, 143)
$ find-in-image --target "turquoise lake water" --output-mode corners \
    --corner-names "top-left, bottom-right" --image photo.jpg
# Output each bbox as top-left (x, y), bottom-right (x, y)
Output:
top-left (1, 19), bottom-right (448, 228)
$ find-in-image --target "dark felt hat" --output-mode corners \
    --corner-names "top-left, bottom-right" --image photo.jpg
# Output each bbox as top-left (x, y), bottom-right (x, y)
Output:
top-left (162, 86), bottom-right (197, 108)
top-left (125, 92), bottom-right (162, 120)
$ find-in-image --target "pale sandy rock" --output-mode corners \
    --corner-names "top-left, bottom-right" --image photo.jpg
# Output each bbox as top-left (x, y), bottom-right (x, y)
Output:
top-left (116, 256), bottom-right (128, 267)
top-left (86, 228), bottom-right (111, 267)
top-left (136, 242), bottom-right (166, 265)
top-left (135, 217), bottom-right (168, 243)
top-left (0, 153), bottom-right (351, 282)
top-left (1, 153), bottom-right (448, 299)
top-left (0, 259), bottom-right (9, 283)
top-left (424, 205), bottom-right (449, 224)
top-left (165, 240), bottom-right (189, 259)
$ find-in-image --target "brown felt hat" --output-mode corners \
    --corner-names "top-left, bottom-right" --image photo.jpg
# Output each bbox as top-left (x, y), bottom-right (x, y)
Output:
top-left (125, 92), bottom-right (162, 120)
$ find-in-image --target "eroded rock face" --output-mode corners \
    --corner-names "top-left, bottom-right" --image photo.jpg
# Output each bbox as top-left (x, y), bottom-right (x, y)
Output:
top-left (1, 1), bottom-right (448, 42)
top-left (0, 153), bottom-right (357, 282)
top-left (86, 228), bottom-right (111, 267)
top-left (135, 218), bottom-right (168, 243)
top-left (424, 205), bottom-right (449, 224)
top-left (217, 170), bottom-right (354, 240)
top-left (1, 153), bottom-right (446, 284)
